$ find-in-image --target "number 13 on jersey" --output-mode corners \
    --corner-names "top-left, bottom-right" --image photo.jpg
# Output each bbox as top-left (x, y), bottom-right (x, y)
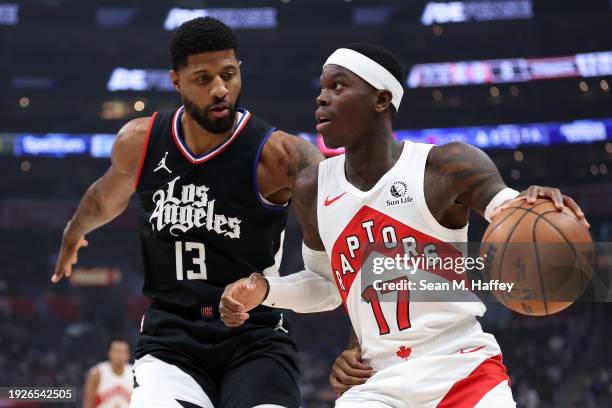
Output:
top-left (175, 241), bottom-right (207, 280)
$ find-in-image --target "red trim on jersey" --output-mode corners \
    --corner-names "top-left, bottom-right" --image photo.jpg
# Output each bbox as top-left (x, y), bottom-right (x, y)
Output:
top-left (133, 112), bottom-right (158, 190)
top-left (437, 354), bottom-right (510, 408)
top-left (171, 107), bottom-right (251, 164)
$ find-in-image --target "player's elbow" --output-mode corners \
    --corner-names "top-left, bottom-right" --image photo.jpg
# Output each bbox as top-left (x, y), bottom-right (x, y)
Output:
top-left (298, 287), bottom-right (342, 313)
top-left (295, 300), bottom-right (341, 314)
top-left (89, 182), bottom-right (128, 219)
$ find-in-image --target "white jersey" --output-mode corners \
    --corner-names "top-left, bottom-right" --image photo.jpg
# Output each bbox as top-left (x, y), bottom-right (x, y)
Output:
top-left (95, 361), bottom-right (133, 408)
top-left (317, 141), bottom-right (489, 371)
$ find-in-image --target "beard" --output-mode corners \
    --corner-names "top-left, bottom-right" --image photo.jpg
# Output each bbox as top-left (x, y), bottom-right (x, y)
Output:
top-left (183, 94), bottom-right (241, 134)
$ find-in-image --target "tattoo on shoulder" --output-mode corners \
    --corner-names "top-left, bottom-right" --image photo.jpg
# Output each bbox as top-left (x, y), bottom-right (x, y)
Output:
top-left (433, 142), bottom-right (505, 212)
top-left (287, 139), bottom-right (324, 183)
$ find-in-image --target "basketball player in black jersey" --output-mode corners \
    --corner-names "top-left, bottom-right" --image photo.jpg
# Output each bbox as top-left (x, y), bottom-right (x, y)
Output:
top-left (52, 17), bottom-right (323, 408)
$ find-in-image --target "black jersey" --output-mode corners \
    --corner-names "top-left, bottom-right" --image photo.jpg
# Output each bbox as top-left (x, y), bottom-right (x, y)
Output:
top-left (135, 106), bottom-right (288, 309)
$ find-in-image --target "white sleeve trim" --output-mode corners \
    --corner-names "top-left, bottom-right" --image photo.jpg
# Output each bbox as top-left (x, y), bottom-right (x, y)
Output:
top-left (262, 243), bottom-right (341, 313)
top-left (484, 187), bottom-right (520, 222)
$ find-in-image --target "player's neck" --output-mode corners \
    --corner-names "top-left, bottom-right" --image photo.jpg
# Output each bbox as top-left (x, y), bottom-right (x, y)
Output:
top-left (110, 363), bottom-right (124, 376)
top-left (180, 111), bottom-right (237, 156)
top-left (344, 128), bottom-right (402, 192)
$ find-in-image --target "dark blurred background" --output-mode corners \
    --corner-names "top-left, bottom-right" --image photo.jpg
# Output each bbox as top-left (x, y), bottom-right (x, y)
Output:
top-left (0, 1), bottom-right (611, 407)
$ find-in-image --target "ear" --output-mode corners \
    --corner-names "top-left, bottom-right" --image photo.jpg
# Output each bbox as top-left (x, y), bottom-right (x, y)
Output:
top-left (374, 90), bottom-right (393, 113)
top-left (170, 70), bottom-right (181, 93)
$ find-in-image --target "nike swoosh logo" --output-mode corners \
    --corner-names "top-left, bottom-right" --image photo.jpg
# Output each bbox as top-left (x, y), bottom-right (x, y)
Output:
top-left (324, 192), bottom-right (347, 207)
top-left (460, 345), bottom-right (485, 354)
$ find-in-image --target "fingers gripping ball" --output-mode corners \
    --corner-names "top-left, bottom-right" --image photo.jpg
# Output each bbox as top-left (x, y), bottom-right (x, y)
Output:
top-left (481, 199), bottom-right (593, 316)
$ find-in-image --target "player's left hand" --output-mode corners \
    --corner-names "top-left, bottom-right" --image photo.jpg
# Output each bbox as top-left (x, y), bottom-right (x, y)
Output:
top-left (329, 346), bottom-right (373, 397)
top-left (220, 272), bottom-right (268, 327)
top-left (490, 185), bottom-right (590, 229)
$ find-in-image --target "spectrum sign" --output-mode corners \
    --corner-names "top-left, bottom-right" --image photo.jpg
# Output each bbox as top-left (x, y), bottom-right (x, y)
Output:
top-left (5, 119), bottom-right (611, 158)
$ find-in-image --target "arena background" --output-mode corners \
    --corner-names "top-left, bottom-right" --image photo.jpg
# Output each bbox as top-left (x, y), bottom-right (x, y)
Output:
top-left (0, 1), bottom-right (611, 407)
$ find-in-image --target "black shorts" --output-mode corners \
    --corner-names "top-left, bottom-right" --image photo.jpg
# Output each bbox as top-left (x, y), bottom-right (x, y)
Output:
top-left (133, 304), bottom-right (301, 408)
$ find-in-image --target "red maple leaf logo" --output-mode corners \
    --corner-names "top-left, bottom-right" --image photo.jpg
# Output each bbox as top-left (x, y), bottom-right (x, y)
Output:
top-left (396, 345), bottom-right (412, 360)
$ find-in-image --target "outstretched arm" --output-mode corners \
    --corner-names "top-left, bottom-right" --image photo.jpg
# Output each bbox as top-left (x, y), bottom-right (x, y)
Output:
top-left (432, 142), bottom-right (588, 227)
top-left (52, 117), bottom-right (152, 282)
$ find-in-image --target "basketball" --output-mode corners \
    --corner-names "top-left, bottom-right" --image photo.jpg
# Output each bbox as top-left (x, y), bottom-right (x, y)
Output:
top-left (480, 199), bottom-right (593, 316)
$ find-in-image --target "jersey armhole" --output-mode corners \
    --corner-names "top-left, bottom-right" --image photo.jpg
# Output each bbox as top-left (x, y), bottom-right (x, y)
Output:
top-left (252, 127), bottom-right (288, 211)
top-left (315, 161), bottom-right (326, 250)
top-left (134, 112), bottom-right (158, 191)
top-left (414, 144), bottom-right (469, 241)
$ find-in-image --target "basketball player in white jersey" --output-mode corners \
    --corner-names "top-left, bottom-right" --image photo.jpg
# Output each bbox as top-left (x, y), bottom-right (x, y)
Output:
top-left (219, 44), bottom-right (588, 407)
top-left (83, 338), bottom-right (133, 408)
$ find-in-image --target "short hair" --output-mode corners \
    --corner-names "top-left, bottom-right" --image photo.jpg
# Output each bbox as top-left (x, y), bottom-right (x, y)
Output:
top-left (106, 337), bottom-right (130, 351)
top-left (170, 17), bottom-right (239, 70)
top-left (340, 43), bottom-right (404, 87)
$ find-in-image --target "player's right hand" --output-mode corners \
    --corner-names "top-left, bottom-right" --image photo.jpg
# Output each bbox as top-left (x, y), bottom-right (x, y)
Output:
top-left (51, 224), bottom-right (88, 283)
top-left (220, 272), bottom-right (268, 327)
top-left (329, 346), bottom-right (373, 397)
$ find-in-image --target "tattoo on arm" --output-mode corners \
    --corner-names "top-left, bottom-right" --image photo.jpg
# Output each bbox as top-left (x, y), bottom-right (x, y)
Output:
top-left (65, 117), bottom-right (147, 238)
top-left (69, 178), bottom-right (112, 236)
top-left (292, 166), bottom-right (325, 251)
top-left (90, 181), bottom-right (105, 217)
top-left (287, 140), bottom-right (324, 186)
top-left (439, 143), bottom-right (507, 215)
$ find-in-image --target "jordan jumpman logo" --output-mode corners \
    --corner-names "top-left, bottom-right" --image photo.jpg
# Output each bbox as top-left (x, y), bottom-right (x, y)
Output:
top-left (154, 152), bottom-right (172, 174)
top-left (274, 313), bottom-right (288, 334)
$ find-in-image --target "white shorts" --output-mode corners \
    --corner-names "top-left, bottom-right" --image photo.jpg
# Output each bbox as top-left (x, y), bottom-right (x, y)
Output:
top-left (129, 354), bottom-right (214, 408)
top-left (336, 330), bottom-right (516, 408)
top-left (129, 354), bottom-right (293, 408)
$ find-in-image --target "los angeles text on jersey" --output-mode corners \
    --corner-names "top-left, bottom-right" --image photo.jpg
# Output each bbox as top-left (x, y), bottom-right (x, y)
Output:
top-left (149, 175), bottom-right (241, 238)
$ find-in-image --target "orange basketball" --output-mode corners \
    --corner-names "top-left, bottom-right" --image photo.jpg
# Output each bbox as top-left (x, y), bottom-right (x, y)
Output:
top-left (480, 199), bottom-right (593, 316)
